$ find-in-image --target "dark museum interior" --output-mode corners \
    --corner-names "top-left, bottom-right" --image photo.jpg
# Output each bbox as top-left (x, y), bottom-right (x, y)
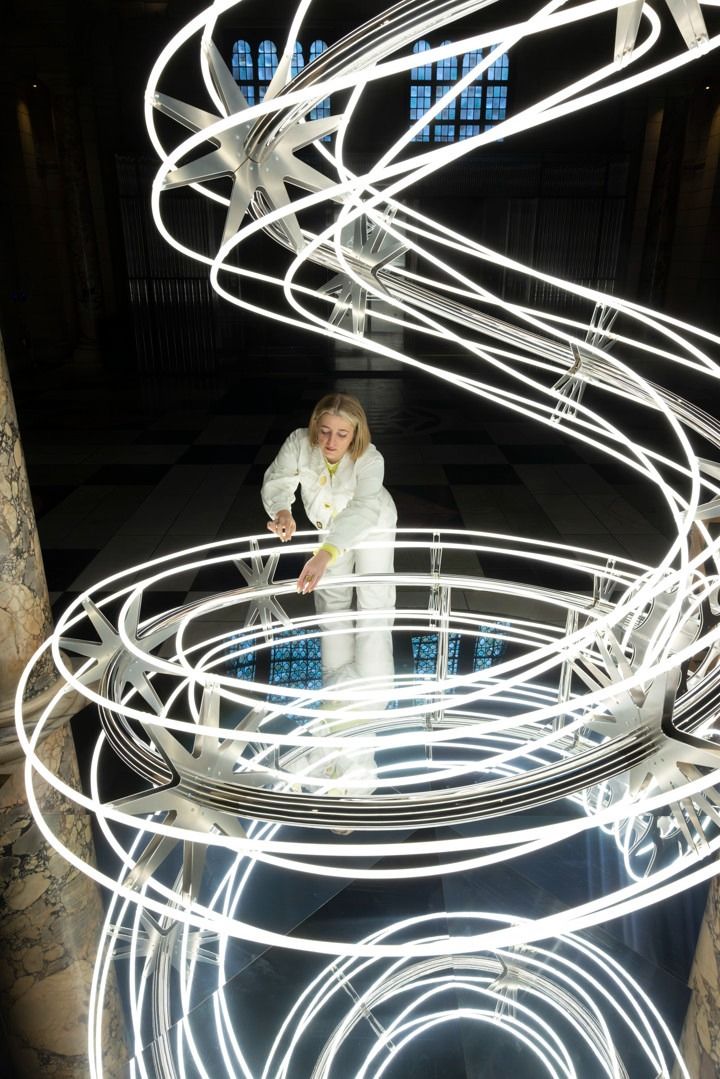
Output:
top-left (1, 0), bottom-right (720, 1076)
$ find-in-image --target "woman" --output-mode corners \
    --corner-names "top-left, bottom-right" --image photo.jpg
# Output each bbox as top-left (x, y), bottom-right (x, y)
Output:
top-left (261, 392), bottom-right (396, 686)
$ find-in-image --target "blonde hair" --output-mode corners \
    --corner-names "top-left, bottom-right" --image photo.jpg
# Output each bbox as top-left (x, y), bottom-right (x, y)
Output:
top-left (308, 393), bottom-right (371, 461)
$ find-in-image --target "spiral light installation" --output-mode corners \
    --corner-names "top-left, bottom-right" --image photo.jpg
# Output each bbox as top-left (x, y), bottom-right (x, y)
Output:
top-left (15, 0), bottom-right (720, 1074)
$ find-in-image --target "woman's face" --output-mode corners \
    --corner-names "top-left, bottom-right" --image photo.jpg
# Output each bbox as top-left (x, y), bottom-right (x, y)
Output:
top-left (317, 412), bottom-right (355, 463)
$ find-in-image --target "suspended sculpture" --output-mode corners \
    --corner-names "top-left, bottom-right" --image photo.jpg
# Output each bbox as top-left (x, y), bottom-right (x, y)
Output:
top-left (16, 0), bottom-right (720, 1074)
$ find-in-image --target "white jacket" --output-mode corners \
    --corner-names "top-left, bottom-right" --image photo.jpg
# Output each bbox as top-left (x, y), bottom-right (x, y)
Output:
top-left (261, 428), bottom-right (397, 554)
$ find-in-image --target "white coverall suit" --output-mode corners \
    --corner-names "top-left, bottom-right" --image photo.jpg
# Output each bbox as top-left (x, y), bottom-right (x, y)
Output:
top-left (261, 428), bottom-right (397, 686)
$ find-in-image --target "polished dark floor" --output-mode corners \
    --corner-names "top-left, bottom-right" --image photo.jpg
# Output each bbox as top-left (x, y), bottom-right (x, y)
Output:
top-left (11, 338), bottom-right (705, 1076)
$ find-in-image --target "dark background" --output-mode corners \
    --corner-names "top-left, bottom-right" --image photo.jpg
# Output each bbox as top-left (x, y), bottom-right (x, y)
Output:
top-left (1, 0), bottom-right (718, 377)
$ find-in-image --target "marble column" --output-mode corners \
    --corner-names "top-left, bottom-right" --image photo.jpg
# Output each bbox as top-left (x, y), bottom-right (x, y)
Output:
top-left (0, 333), bottom-right (126, 1077)
top-left (675, 877), bottom-right (720, 1079)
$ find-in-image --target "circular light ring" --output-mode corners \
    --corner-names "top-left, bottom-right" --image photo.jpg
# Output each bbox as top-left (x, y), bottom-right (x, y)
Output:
top-left (17, 524), bottom-right (720, 881)
top-left (16, 0), bottom-right (720, 977)
top-left (21, 547), bottom-right (715, 830)
top-left (17, 674), bottom-right (720, 961)
top-left (109, 901), bottom-right (687, 1079)
top-left (88, 838), bottom-right (690, 1077)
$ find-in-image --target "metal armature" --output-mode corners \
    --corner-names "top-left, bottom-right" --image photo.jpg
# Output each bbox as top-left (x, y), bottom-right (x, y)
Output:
top-left (15, 1), bottom-right (720, 1075)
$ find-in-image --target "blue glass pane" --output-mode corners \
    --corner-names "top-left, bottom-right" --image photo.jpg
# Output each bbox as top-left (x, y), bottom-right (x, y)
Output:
top-left (434, 123), bottom-right (455, 142)
top-left (308, 42), bottom-right (330, 138)
top-left (461, 49), bottom-right (483, 77)
top-left (242, 84), bottom-right (255, 106)
top-left (310, 99), bottom-right (331, 119)
top-left (309, 39), bottom-right (328, 64)
top-left (459, 123), bottom-right (480, 140)
top-left (435, 84), bottom-right (456, 122)
top-left (258, 40), bottom-right (279, 83)
top-left (412, 40), bottom-right (432, 81)
top-left (473, 626), bottom-right (507, 670)
top-left (410, 83), bottom-right (432, 118)
top-left (228, 651), bottom-right (256, 682)
top-left (309, 98), bottom-right (332, 141)
top-left (485, 83), bottom-right (508, 122)
top-left (410, 83), bottom-right (432, 141)
top-left (487, 52), bottom-right (509, 81)
top-left (436, 42), bottom-right (457, 82)
top-left (231, 40), bottom-right (253, 83)
top-left (291, 42), bottom-right (304, 78)
top-left (460, 84), bottom-right (482, 121)
top-left (268, 628), bottom-right (323, 696)
top-left (411, 633), bottom-right (461, 676)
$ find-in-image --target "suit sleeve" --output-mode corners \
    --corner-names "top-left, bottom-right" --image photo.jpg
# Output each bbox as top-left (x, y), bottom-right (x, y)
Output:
top-left (261, 430), bottom-right (303, 518)
top-left (325, 448), bottom-right (387, 553)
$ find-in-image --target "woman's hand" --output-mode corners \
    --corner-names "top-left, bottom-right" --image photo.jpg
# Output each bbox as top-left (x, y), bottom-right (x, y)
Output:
top-left (297, 549), bottom-right (332, 594)
top-left (267, 510), bottom-right (296, 542)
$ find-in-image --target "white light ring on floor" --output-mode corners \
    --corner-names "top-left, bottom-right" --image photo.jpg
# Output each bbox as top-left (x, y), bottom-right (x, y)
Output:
top-left (260, 914), bottom-right (687, 1079)
top-left (365, 1007), bottom-right (569, 1079)
top-left (104, 854), bottom-right (686, 1079)
top-left (320, 980), bottom-right (580, 1077)
top-left (47, 535), bottom-right (701, 736)
top-left (50, 628), bottom-right (714, 813)
top-left (46, 559), bottom-right (641, 740)
top-left (19, 608), bottom-right (720, 867)
top-left (90, 867), bottom-right (690, 1079)
top-left (19, 685), bottom-right (720, 947)
top-left (23, 552), bottom-right (720, 789)
top-left (18, 654), bottom-right (720, 876)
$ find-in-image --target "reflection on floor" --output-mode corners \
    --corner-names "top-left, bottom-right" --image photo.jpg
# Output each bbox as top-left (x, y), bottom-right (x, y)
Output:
top-left (12, 339), bottom-right (704, 1075)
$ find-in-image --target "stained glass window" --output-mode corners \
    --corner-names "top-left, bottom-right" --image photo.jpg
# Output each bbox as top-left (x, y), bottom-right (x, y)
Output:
top-left (229, 649), bottom-right (256, 683)
top-left (409, 40), bottom-right (509, 142)
top-left (411, 632), bottom-right (462, 676)
top-left (268, 627), bottom-right (323, 697)
top-left (473, 625), bottom-right (508, 669)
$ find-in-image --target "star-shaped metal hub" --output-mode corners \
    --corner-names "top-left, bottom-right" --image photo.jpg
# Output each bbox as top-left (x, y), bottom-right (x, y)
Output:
top-left (320, 210), bottom-right (407, 336)
top-left (153, 39), bottom-right (341, 251)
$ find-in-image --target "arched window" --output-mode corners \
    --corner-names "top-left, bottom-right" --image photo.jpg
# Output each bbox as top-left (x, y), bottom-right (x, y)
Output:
top-left (409, 40), bottom-right (510, 143)
top-left (257, 39), bottom-right (279, 99)
top-left (459, 49), bottom-right (483, 140)
top-left (410, 41), bottom-right (432, 142)
top-left (291, 41), bottom-right (304, 78)
top-left (231, 39), bottom-right (254, 105)
top-left (308, 40), bottom-right (330, 124)
top-left (230, 39), bottom-right (332, 136)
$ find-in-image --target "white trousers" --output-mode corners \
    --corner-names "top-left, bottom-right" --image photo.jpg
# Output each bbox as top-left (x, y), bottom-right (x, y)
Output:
top-left (313, 534), bottom-right (396, 685)
top-left (286, 533), bottom-right (396, 799)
